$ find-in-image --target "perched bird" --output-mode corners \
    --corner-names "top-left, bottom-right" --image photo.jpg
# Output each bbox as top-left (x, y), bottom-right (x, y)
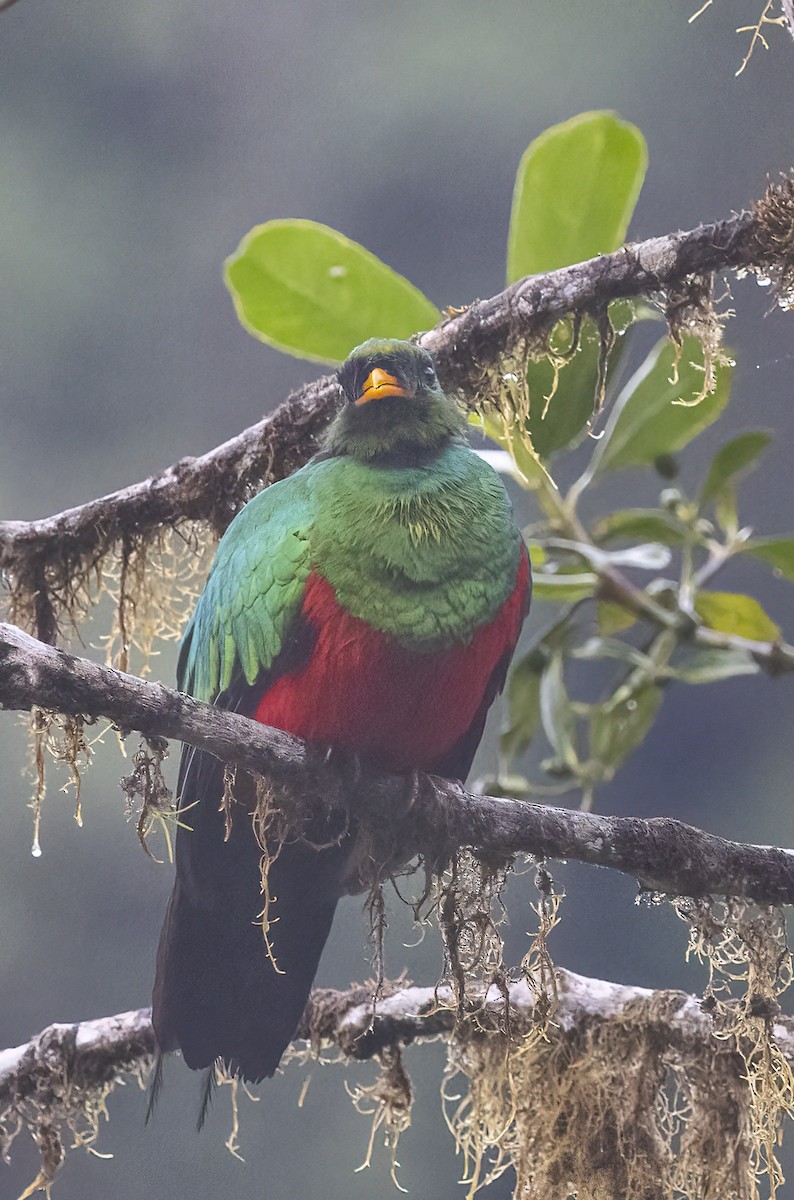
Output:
top-left (152, 338), bottom-right (531, 1087)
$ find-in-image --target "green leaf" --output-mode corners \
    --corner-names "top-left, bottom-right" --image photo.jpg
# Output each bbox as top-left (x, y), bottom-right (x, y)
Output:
top-left (524, 317), bottom-right (614, 459)
top-left (507, 112), bottom-right (646, 457)
top-left (532, 572), bottom-right (598, 602)
top-left (225, 219), bottom-right (440, 363)
top-left (742, 537), bottom-right (794, 581)
top-left (597, 601), bottom-right (637, 636)
top-left (715, 484), bottom-right (739, 538)
top-left (593, 509), bottom-right (687, 546)
top-left (507, 111), bottom-right (647, 281)
top-left (500, 655), bottom-right (543, 766)
top-left (591, 337), bottom-right (732, 476)
top-left (668, 647), bottom-right (759, 684)
top-left (590, 685), bottom-right (662, 774)
top-left (699, 431), bottom-right (771, 507)
top-left (694, 591), bottom-right (781, 642)
top-left (539, 653), bottom-right (578, 767)
top-left (502, 609), bottom-right (577, 767)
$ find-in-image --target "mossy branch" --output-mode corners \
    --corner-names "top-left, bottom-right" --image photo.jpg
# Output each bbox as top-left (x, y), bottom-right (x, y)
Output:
top-left (1, 176), bottom-right (793, 642)
top-left (3, 621), bottom-right (794, 905)
top-left (3, 970), bottom-right (793, 1186)
top-left (3, 969), bottom-right (793, 1099)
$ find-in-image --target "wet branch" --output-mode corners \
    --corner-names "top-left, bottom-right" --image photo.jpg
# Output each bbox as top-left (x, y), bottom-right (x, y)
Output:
top-left (1, 178), bottom-right (792, 579)
top-left (2, 621), bottom-right (794, 905)
top-left (2, 971), bottom-right (794, 1130)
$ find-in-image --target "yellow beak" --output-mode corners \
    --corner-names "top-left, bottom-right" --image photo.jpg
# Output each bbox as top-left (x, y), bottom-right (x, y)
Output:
top-left (355, 367), bottom-right (411, 406)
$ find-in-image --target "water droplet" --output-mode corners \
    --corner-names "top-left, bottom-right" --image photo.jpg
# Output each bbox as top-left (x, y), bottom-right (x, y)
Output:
top-left (31, 838), bottom-right (42, 858)
top-left (328, 265), bottom-right (346, 278)
top-left (626, 699), bottom-right (637, 711)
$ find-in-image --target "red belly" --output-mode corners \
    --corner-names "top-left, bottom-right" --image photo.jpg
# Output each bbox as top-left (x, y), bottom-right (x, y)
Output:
top-left (255, 552), bottom-right (529, 772)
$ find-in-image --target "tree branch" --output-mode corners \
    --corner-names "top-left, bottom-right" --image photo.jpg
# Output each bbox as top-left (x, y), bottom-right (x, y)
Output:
top-left (1, 178), bottom-right (792, 586)
top-left (0, 1009), bottom-right (155, 1119)
top-left (3, 621), bottom-right (794, 904)
top-left (3, 970), bottom-right (793, 1134)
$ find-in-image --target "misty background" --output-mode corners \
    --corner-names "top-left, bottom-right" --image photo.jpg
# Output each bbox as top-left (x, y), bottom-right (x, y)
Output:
top-left (2, 1), bottom-right (794, 1196)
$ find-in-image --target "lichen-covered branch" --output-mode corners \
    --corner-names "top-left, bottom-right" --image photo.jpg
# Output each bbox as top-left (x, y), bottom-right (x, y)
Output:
top-left (3, 970), bottom-right (792, 1102)
top-left (3, 620), bottom-right (794, 905)
top-left (1, 176), bottom-right (792, 635)
top-left (0, 1009), bottom-right (155, 1124)
top-left (305, 969), bottom-right (794, 1059)
top-left (0, 1008), bottom-right (155, 1196)
top-left (3, 970), bottom-right (793, 1197)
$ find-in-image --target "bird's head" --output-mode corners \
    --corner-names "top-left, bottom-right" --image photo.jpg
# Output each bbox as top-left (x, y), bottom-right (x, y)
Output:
top-left (325, 338), bottom-right (465, 462)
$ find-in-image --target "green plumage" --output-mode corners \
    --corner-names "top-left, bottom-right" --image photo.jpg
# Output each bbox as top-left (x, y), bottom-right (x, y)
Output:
top-left (179, 339), bottom-right (522, 702)
top-left (181, 474), bottom-right (313, 700)
top-left (181, 445), bottom-right (522, 701)
top-left (154, 339), bottom-right (531, 1087)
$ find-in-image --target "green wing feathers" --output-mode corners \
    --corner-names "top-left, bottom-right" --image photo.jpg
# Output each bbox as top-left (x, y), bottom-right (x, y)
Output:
top-left (178, 476), bottom-right (313, 702)
top-left (177, 443), bottom-right (524, 701)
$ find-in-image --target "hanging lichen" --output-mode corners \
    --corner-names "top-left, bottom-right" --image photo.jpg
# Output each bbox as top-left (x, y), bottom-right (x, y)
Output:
top-left (25, 708), bottom-right (96, 856)
top-left (675, 896), bottom-right (794, 1198)
top-left (101, 525), bottom-right (214, 675)
top-left (439, 896), bottom-right (794, 1200)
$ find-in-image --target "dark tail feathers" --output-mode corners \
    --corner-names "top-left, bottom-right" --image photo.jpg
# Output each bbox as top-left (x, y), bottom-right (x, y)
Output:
top-left (152, 825), bottom-right (347, 1084)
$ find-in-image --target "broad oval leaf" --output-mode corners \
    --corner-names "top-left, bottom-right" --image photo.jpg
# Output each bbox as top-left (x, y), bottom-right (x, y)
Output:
top-left (694, 591), bottom-right (781, 642)
top-left (507, 112), bottom-right (647, 457)
top-left (742, 537), bottom-right (794, 581)
top-left (591, 337), bottom-right (732, 476)
top-left (699, 431), bottom-right (771, 507)
top-left (507, 111), bottom-right (647, 281)
top-left (225, 219), bottom-right (440, 363)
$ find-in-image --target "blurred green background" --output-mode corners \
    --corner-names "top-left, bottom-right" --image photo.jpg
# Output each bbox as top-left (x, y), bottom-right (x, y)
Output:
top-left (2, 1), bottom-right (794, 1196)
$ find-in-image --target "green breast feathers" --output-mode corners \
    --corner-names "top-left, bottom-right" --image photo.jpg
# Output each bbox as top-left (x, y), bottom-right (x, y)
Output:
top-left (180, 443), bottom-right (522, 702)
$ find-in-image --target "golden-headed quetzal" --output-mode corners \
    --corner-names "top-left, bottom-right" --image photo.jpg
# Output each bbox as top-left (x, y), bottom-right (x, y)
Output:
top-left (152, 339), bottom-right (531, 1085)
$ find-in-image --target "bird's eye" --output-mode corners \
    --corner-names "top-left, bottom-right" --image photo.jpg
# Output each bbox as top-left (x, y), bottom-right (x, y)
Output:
top-left (424, 365), bottom-right (436, 380)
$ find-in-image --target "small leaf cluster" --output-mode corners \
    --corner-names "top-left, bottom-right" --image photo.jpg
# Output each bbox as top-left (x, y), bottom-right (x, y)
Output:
top-left (223, 112), bottom-right (794, 809)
